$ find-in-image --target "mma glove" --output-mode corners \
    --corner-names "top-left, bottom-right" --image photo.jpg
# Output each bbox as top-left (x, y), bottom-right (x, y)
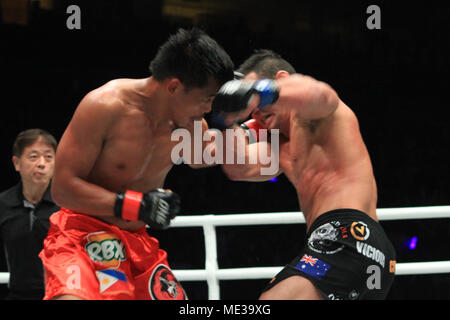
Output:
top-left (114, 189), bottom-right (180, 230)
top-left (240, 119), bottom-right (266, 144)
top-left (212, 79), bottom-right (279, 114)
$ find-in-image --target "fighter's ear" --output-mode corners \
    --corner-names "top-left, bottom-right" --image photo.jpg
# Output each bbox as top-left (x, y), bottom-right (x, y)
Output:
top-left (167, 78), bottom-right (182, 94)
top-left (274, 70), bottom-right (290, 80)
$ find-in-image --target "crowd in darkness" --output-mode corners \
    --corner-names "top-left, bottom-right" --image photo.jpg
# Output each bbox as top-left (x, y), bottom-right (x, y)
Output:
top-left (0, 0), bottom-right (449, 299)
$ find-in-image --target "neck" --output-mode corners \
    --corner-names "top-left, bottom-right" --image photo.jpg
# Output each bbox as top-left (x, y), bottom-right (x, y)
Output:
top-left (277, 112), bottom-right (292, 138)
top-left (136, 77), bottom-right (176, 131)
top-left (22, 181), bottom-right (48, 204)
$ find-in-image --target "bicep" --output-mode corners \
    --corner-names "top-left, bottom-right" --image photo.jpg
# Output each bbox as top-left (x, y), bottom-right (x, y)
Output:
top-left (277, 74), bottom-right (339, 120)
top-left (51, 94), bottom-right (122, 213)
top-left (54, 95), bottom-right (113, 183)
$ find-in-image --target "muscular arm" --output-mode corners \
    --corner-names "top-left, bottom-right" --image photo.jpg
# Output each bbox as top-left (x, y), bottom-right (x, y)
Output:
top-left (273, 74), bottom-right (339, 120)
top-left (186, 120), bottom-right (281, 181)
top-left (210, 74), bottom-right (339, 181)
top-left (51, 92), bottom-right (118, 217)
top-left (220, 124), bottom-right (282, 181)
top-left (221, 138), bottom-right (282, 182)
top-left (217, 74), bottom-right (339, 126)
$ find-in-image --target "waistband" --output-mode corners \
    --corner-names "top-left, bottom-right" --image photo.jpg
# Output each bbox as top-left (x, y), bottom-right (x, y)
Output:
top-left (54, 207), bottom-right (147, 234)
top-left (310, 208), bottom-right (378, 232)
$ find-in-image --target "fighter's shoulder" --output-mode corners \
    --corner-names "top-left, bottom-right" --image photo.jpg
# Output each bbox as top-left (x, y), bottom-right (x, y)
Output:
top-left (80, 79), bottom-right (130, 113)
top-left (333, 100), bottom-right (359, 124)
top-left (317, 100), bottom-right (361, 135)
top-left (294, 99), bottom-right (357, 131)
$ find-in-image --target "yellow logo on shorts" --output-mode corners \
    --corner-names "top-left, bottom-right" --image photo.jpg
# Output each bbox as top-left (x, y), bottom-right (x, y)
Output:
top-left (350, 221), bottom-right (370, 241)
top-left (85, 231), bottom-right (126, 268)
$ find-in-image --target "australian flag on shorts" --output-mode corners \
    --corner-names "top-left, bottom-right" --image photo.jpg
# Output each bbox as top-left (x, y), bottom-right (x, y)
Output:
top-left (295, 254), bottom-right (330, 280)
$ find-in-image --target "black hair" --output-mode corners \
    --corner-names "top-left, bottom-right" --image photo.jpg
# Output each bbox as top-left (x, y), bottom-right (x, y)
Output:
top-left (149, 28), bottom-right (234, 90)
top-left (13, 129), bottom-right (57, 157)
top-left (237, 49), bottom-right (296, 78)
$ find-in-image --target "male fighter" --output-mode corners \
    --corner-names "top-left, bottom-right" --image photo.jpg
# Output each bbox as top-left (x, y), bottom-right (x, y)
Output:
top-left (39, 28), bottom-right (234, 300)
top-left (213, 50), bottom-right (396, 300)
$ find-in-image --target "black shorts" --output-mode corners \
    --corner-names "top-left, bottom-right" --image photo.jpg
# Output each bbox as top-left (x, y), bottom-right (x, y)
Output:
top-left (263, 209), bottom-right (396, 300)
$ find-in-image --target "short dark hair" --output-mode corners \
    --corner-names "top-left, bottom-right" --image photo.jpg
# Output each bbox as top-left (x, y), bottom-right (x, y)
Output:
top-left (149, 28), bottom-right (234, 90)
top-left (13, 129), bottom-right (57, 157)
top-left (237, 49), bottom-right (296, 79)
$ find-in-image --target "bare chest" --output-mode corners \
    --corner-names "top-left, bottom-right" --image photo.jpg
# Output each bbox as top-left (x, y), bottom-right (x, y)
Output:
top-left (89, 120), bottom-right (178, 192)
top-left (278, 127), bottom-right (333, 189)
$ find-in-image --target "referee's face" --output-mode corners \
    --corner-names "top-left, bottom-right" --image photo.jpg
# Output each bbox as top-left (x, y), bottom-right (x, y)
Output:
top-left (12, 136), bottom-right (55, 188)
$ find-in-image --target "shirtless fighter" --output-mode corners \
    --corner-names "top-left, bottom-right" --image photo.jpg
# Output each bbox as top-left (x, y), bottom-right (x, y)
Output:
top-left (39, 28), bottom-right (234, 300)
top-left (213, 50), bottom-right (396, 300)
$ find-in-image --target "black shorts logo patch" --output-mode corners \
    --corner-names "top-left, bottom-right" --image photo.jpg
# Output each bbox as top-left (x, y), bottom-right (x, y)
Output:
top-left (308, 222), bottom-right (345, 254)
top-left (148, 264), bottom-right (187, 300)
top-left (350, 221), bottom-right (370, 241)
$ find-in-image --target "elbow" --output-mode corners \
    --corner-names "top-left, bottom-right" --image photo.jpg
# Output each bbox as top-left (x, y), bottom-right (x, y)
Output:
top-left (50, 174), bottom-right (73, 208)
top-left (188, 163), bottom-right (214, 169)
top-left (51, 178), bottom-right (65, 207)
top-left (305, 81), bottom-right (339, 119)
top-left (222, 166), bottom-right (240, 181)
top-left (51, 182), bottom-right (64, 207)
top-left (222, 164), bottom-right (249, 181)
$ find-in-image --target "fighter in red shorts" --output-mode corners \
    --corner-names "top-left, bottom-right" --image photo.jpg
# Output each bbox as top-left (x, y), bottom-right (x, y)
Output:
top-left (39, 28), bottom-right (234, 300)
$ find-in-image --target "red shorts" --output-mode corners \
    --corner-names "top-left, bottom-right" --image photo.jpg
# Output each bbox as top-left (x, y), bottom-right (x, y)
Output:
top-left (39, 208), bottom-right (187, 300)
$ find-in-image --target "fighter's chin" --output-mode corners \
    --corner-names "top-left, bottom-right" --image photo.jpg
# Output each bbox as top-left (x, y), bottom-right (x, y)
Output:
top-left (264, 115), bottom-right (278, 131)
top-left (171, 117), bottom-right (187, 129)
top-left (268, 120), bottom-right (280, 131)
top-left (191, 116), bottom-right (204, 123)
top-left (182, 118), bottom-right (203, 129)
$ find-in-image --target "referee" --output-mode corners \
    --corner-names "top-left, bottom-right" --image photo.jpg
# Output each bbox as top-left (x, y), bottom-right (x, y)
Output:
top-left (0, 129), bottom-right (59, 300)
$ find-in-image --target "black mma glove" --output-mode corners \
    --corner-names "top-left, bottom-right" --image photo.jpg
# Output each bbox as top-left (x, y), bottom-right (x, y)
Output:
top-left (114, 189), bottom-right (180, 230)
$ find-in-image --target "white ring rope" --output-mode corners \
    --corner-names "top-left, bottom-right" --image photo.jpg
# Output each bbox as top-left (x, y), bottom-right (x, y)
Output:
top-left (1, 205), bottom-right (449, 299)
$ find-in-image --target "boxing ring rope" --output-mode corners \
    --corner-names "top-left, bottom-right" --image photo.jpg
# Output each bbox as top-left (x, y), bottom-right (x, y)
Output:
top-left (0, 206), bottom-right (449, 299)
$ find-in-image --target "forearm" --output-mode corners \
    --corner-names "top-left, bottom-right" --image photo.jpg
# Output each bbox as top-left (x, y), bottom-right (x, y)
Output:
top-left (221, 128), bottom-right (281, 181)
top-left (188, 119), bottom-right (279, 179)
top-left (222, 163), bottom-right (281, 182)
top-left (188, 123), bottom-right (242, 169)
top-left (275, 74), bottom-right (339, 120)
top-left (51, 174), bottom-right (116, 217)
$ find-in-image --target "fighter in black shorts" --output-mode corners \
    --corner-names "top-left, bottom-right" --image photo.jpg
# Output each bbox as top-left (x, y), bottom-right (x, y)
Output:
top-left (264, 209), bottom-right (395, 299)
top-left (213, 50), bottom-right (396, 299)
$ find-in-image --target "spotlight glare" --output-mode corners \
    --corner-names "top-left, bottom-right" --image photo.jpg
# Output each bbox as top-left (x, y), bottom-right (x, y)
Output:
top-left (408, 236), bottom-right (418, 250)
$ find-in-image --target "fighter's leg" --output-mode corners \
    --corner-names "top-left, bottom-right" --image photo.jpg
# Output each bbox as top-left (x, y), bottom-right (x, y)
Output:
top-left (259, 275), bottom-right (324, 300)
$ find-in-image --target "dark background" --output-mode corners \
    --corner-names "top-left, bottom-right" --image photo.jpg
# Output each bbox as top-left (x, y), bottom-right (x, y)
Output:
top-left (0, 0), bottom-right (449, 300)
